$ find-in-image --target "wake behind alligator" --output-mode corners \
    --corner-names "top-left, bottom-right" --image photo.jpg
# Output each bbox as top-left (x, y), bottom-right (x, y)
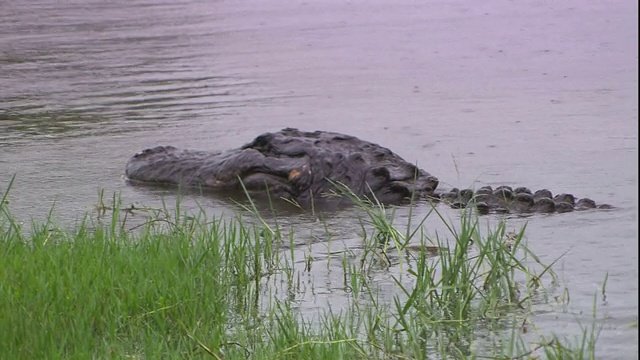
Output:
top-left (125, 128), bottom-right (611, 214)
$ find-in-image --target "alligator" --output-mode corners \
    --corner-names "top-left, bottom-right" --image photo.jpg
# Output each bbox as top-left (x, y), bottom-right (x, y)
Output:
top-left (125, 128), bottom-right (611, 214)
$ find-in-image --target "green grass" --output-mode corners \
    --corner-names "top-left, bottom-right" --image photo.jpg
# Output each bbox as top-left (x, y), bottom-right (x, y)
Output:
top-left (0, 180), bottom-right (604, 359)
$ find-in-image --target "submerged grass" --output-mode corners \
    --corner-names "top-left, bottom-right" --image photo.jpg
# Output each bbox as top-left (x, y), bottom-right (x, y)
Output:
top-left (0, 180), bottom-right (605, 359)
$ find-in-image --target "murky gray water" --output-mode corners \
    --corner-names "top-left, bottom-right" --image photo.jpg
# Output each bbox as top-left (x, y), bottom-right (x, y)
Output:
top-left (1, 0), bottom-right (637, 357)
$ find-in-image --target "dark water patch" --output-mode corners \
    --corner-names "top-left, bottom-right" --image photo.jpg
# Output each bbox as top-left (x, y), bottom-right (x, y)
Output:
top-left (0, 109), bottom-right (108, 139)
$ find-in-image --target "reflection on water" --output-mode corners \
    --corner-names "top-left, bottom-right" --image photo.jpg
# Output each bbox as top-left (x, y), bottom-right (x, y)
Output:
top-left (0, 0), bottom-right (277, 143)
top-left (0, 109), bottom-right (112, 141)
top-left (0, 0), bottom-right (637, 357)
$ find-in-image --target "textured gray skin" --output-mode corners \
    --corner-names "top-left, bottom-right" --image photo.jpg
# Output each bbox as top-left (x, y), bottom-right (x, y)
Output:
top-left (126, 128), bottom-right (611, 213)
top-left (437, 185), bottom-right (611, 215)
top-left (126, 128), bottom-right (439, 206)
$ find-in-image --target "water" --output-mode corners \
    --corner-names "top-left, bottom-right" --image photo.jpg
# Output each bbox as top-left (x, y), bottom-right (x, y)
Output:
top-left (1, 0), bottom-right (637, 357)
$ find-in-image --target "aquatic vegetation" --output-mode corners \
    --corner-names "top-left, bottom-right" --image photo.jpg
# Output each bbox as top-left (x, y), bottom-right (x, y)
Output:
top-left (0, 180), bottom-right (606, 359)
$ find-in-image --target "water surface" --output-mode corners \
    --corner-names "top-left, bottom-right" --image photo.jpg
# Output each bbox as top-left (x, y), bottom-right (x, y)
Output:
top-left (1, 0), bottom-right (637, 357)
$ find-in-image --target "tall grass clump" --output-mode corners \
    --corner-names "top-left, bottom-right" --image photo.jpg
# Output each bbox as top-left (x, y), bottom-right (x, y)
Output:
top-left (0, 178), bottom-right (604, 359)
top-left (1, 188), bottom-right (283, 358)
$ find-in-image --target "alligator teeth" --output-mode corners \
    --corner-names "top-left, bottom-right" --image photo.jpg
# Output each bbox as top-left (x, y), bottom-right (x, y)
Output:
top-left (288, 169), bottom-right (301, 180)
top-left (204, 179), bottom-right (224, 187)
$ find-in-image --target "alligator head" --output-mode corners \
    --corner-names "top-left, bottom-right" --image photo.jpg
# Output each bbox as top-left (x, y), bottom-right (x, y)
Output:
top-left (125, 128), bottom-right (439, 206)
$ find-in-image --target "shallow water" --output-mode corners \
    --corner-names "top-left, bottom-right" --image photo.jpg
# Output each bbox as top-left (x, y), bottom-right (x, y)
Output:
top-left (1, 0), bottom-right (637, 357)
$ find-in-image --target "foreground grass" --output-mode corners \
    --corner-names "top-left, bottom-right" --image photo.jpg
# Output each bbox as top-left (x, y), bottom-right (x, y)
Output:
top-left (0, 184), bottom-right (602, 359)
